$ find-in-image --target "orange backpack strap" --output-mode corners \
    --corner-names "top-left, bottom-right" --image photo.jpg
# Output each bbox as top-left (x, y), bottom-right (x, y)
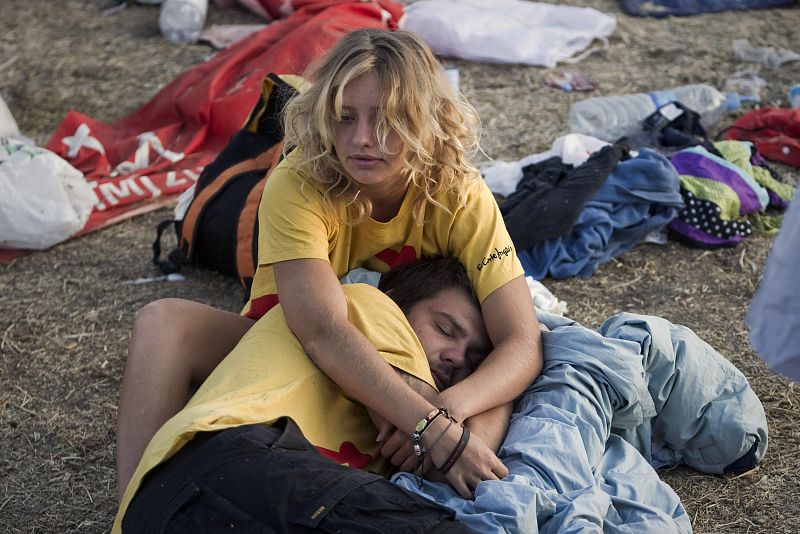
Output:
top-left (153, 73), bottom-right (301, 284)
top-left (180, 158), bottom-right (259, 256)
top-left (236, 140), bottom-right (286, 287)
top-left (178, 73), bottom-right (298, 260)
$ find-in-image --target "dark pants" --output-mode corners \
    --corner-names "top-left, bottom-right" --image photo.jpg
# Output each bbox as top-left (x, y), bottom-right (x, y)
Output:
top-left (123, 418), bottom-right (476, 533)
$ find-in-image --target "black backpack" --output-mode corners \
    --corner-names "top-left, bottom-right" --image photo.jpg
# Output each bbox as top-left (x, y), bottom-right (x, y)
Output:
top-left (153, 73), bottom-right (300, 290)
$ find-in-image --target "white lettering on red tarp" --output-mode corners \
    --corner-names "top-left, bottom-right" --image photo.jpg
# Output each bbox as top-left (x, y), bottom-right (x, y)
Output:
top-left (89, 181), bottom-right (106, 212)
top-left (97, 177), bottom-right (147, 207)
top-left (90, 168), bottom-right (201, 211)
top-left (62, 123), bottom-right (105, 159)
top-left (139, 176), bottom-right (163, 198)
top-left (114, 131), bottom-right (185, 175)
top-left (125, 178), bottom-right (146, 197)
top-left (165, 171), bottom-right (190, 189)
top-left (182, 169), bottom-right (200, 182)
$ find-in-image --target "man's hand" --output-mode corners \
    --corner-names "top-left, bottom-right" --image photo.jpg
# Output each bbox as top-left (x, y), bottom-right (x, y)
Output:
top-left (426, 417), bottom-right (507, 499)
top-left (378, 424), bottom-right (417, 472)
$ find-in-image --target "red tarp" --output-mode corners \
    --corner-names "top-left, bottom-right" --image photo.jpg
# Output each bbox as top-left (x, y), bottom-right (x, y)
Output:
top-left (1, 0), bottom-right (402, 263)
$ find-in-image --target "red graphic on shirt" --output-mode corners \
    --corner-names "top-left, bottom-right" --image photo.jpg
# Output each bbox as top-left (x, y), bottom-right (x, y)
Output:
top-left (375, 246), bottom-right (417, 268)
top-left (245, 293), bottom-right (280, 320)
top-left (317, 441), bottom-right (374, 469)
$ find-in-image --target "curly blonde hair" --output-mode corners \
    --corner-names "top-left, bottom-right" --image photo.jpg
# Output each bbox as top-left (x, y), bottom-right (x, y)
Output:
top-left (282, 29), bottom-right (481, 224)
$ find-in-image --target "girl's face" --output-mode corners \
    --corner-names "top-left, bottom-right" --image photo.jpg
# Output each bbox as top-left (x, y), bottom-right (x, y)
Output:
top-left (332, 71), bottom-right (406, 192)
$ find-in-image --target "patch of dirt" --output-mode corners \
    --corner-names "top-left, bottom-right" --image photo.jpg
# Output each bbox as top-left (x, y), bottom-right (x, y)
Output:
top-left (1, 1), bottom-right (799, 532)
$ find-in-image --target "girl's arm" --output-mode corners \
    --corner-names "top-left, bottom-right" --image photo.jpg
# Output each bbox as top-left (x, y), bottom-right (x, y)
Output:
top-left (463, 401), bottom-right (514, 452)
top-left (274, 258), bottom-right (429, 431)
top-left (273, 258), bottom-right (507, 496)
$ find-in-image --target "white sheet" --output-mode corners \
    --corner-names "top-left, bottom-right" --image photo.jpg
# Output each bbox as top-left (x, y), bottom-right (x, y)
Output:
top-left (399, 0), bottom-right (616, 68)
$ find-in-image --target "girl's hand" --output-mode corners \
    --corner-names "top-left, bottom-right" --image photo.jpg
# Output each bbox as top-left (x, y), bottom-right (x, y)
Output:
top-left (380, 415), bottom-right (508, 498)
top-left (427, 419), bottom-right (508, 499)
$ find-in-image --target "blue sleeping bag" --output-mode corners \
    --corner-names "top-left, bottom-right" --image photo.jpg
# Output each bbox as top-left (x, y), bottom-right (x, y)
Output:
top-left (393, 311), bottom-right (768, 533)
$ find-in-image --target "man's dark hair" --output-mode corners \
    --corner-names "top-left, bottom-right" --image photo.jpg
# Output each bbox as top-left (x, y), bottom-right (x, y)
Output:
top-left (378, 257), bottom-right (478, 314)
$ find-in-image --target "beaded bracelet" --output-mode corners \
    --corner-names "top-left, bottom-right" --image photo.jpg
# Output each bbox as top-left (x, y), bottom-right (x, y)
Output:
top-left (438, 426), bottom-right (470, 475)
top-left (411, 407), bottom-right (450, 456)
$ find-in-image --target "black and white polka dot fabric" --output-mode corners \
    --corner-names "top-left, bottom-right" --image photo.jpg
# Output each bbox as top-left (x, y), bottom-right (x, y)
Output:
top-left (677, 190), bottom-right (753, 240)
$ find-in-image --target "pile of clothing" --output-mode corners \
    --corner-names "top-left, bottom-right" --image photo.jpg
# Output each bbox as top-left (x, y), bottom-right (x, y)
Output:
top-left (487, 102), bottom-right (795, 280)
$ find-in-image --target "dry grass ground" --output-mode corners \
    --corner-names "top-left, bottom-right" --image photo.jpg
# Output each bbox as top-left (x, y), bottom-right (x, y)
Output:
top-left (1, 0), bottom-right (799, 532)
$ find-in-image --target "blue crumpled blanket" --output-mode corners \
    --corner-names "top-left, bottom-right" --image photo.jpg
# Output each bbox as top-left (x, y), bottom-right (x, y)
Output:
top-left (393, 311), bottom-right (768, 533)
top-left (621, 0), bottom-right (793, 18)
top-left (517, 149), bottom-right (684, 280)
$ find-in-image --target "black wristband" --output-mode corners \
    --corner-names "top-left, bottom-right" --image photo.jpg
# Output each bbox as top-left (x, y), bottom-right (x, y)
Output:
top-left (439, 426), bottom-right (470, 475)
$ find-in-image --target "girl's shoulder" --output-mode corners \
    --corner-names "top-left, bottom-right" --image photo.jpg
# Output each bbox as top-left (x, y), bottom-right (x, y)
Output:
top-left (428, 170), bottom-right (492, 207)
top-left (270, 149), bottom-right (307, 182)
top-left (265, 150), bottom-right (324, 200)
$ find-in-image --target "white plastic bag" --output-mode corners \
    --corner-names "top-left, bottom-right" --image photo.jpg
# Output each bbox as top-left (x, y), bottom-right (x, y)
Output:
top-left (526, 276), bottom-right (568, 316)
top-left (0, 94), bottom-right (20, 139)
top-left (733, 39), bottom-right (800, 69)
top-left (0, 138), bottom-right (96, 250)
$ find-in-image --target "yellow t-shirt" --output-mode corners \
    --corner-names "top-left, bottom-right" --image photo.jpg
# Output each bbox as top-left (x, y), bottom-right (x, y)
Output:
top-left (242, 150), bottom-right (524, 319)
top-left (114, 284), bottom-right (436, 532)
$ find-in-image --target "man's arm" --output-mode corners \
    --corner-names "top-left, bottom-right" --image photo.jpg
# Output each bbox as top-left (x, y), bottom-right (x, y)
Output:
top-left (463, 403), bottom-right (513, 452)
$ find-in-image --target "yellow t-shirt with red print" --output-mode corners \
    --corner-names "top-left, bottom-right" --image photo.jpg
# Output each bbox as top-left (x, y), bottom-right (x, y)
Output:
top-left (114, 284), bottom-right (437, 532)
top-left (242, 150), bottom-right (524, 319)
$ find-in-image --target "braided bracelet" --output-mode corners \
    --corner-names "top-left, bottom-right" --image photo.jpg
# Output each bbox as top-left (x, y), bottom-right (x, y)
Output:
top-left (411, 407), bottom-right (450, 456)
top-left (438, 426), bottom-right (470, 475)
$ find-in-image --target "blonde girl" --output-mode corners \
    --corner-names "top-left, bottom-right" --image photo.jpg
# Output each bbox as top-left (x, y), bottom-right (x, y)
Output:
top-left (117, 28), bottom-right (543, 500)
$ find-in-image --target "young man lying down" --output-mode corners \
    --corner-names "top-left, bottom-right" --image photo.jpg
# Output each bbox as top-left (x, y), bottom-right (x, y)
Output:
top-left (114, 258), bottom-right (502, 533)
top-left (114, 257), bottom-right (768, 533)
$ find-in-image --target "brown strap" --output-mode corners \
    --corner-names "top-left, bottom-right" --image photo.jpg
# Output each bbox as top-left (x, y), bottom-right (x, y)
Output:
top-left (439, 427), bottom-right (470, 475)
top-left (235, 141), bottom-right (286, 287)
